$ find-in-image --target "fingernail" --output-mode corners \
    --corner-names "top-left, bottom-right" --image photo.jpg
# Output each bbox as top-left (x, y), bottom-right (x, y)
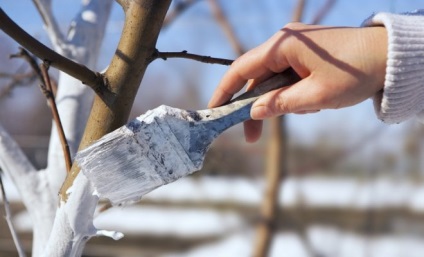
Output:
top-left (251, 105), bottom-right (271, 120)
top-left (207, 97), bottom-right (217, 108)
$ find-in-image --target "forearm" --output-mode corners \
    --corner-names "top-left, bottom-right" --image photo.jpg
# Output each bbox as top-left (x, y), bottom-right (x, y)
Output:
top-left (363, 10), bottom-right (424, 123)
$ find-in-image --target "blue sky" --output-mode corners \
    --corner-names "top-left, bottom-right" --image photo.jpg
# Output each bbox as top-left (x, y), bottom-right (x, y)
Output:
top-left (1, 0), bottom-right (424, 158)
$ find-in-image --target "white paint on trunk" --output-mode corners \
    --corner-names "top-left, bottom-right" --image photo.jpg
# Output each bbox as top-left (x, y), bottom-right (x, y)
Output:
top-left (43, 174), bottom-right (99, 257)
top-left (0, 124), bottom-right (57, 256)
top-left (41, 1), bottom-right (113, 256)
top-left (0, 1), bottom-right (113, 256)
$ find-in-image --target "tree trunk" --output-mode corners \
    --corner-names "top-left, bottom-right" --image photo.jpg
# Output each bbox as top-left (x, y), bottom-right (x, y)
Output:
top-left (252, 117), bottom-right (287, 257)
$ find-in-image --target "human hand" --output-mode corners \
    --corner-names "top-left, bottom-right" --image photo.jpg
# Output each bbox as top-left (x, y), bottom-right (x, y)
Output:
top-left (208, 23), bottom-right (388, 142)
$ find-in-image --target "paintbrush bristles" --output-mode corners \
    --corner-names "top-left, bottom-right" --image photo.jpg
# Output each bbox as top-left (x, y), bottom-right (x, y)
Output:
top-left (76, 106), bottom-right (198, 205)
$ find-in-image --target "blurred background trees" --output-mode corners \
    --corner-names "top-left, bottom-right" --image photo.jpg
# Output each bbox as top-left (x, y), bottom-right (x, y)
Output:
top-left (1, 0), bottom-right (424, 256)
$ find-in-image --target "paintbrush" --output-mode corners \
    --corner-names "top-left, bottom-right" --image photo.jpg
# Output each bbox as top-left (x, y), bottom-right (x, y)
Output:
top-left (75, 68), bottom-right (300, 205)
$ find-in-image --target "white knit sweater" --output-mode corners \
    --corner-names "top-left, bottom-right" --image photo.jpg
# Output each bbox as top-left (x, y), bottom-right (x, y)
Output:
top-left (363, 10), bottom-right (424, 123)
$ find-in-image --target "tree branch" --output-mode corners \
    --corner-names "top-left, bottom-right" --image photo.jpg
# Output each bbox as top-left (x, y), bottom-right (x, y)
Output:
top-left (310, 0), bottom-right (336, 25)
top-left (0, 71), bottom-right (36, 99)
top-left (0, 125), bottom-right (37, 182)
top-left (40, 63), bottom-right (72, 173)
top-left (4, 1), bottom-right (114, 256)
top-left (292, 0), bottom-right (305, 23)
top-left (8, 48), bottom-right (58, 96)
top-left (0, 70), bottom-right (57, 256)
top-left (152, 50), bottom-right (233, 65)
top-left (0, 8), bottom-right (113, 103)
top-left (9, 48), bottom-right (71, 174)
top-left (207, 0), bottom-right (245, 56)
top-left (32, 0), bottom-right (65, 51)
top-left (10, 48), bottom-right (43, 82)
top-left (0, 174), bottom-right (27, 257)
top-left (163, 0), bottom-right (200, 29)
top-left (60, 0), bottom-right (171, 200)
top-left (0, 71), bottom-right (30, 78)
top-left (43, 1), bottom-right (113, 190)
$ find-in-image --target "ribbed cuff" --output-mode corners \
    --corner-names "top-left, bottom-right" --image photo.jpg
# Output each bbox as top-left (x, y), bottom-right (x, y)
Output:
top-left (363, 10), bottom-right (424, 124)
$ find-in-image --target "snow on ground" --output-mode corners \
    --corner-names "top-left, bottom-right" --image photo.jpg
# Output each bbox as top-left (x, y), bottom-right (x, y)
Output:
top-left (166, 227), bottom-right (424, 257)
top-left (307, 226), bottom-right (424, 257)
top-left (13, 204), bottom-right (244, 238)
top-left (165, 231), bottom-right (254, 257)
top-left (6, 174), bottom-right (424, 256)
top-left (145, 176), bottom-right (424, 211)
top-left (94, 206), bottom-right (243, 237)
top-left (4, 174), bottom-right (424, 211)
top-left (144, 176), bottom-right (263, 205)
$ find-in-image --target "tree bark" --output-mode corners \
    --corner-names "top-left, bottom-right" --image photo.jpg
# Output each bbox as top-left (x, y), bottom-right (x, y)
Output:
top-left (252, 117), bottom-right (287, 257)
top-left (252, 1), bottom-right (306, 256)
top-left (60, 0), bottom-right (172, 202)
top-left (44, 1), bottom-right (172, 256)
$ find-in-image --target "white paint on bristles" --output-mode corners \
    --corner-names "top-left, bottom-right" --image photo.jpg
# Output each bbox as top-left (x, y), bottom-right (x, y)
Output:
top-left (77, 105), bottom-right (199, 206)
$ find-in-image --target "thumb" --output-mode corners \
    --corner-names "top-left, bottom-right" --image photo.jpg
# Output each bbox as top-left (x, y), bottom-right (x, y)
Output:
top-left (251, 76), bottom-right (318, 119)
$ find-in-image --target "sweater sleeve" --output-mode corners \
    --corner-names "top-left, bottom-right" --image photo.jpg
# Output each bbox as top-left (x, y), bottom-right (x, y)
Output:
top-left (362, 10), bottom-right (424, 124)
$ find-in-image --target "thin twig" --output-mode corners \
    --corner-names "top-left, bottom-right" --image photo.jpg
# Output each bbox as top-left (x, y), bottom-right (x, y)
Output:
top-left (10, 48), bottom-right (43, 80)
top-left (0, 71), bottom-right (29, 78)
top-left (10, 48), bottom-right (58, 95)
top-left (0, 72), bottom-right (36, 99)
top-left (0, 8), bottom-right (112, 102)
top-left (310, 0), bottom-right (336, 25)
top-left (0, 174), bottom-right (27, 257)
top-left (1, 49), bottom-right (40, 98)
top-left (11, 47), bottom-right (72, 173)
top-left (207, 0), bottom-right (245, 56)
top-left (31, 0), bottom-right (65, 48)
top-left (40, 63), bottom-right (72, 173)
top-left (292, 0), bottom-right (306, 22)
top-left (163, 0), bottom-right (200, 29)
top-left (152, 50), bottom-right (233, 65)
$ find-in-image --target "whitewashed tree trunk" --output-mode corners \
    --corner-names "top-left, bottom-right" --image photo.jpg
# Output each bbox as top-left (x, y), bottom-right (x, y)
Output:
top-left (0, 1), bottom-right (113, 256)
top-left (42, 1), bottom-right (113, 256)
top-left (0, 124), bottom-right (56, 257)
top-left (45, 0), bottom-right (112, 198)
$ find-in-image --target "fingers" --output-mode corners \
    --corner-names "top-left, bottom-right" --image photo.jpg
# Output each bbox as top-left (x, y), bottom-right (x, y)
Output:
top-left (244, 119), bottom-right (263, 143)
top-left (251, 76), bottom-right (326, 119)
top-left (243, 77), bottom-right (322, 143)
top-left (208, 36), bottom-right (291, 108)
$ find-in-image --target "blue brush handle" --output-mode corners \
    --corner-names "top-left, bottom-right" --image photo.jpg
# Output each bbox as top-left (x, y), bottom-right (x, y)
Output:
top-left (173, 68), bottom-right (300, 167)
top-left (226, 68), bottom-right (300, 105)
top-left (197, 68), bottom-right (301, 133)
